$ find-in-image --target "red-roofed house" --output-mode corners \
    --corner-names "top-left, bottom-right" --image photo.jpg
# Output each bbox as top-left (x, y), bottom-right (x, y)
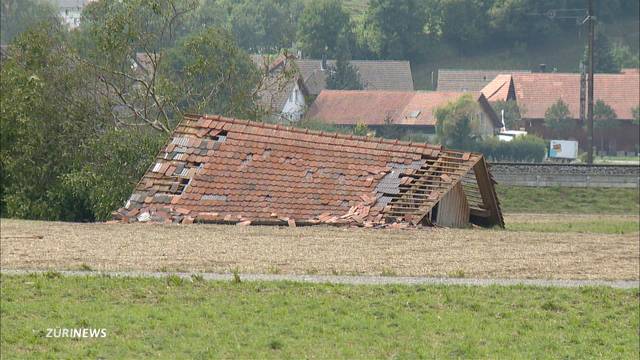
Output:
top-left (306, 90), bottom-right (502, 139)
top-left (482, 72), bottom-right (640, 154)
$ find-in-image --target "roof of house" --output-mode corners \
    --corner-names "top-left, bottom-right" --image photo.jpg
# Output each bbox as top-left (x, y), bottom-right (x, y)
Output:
top-left (306, 90), bottom-right (501, 127)
top-left (251, 56), bottom-right (414, 115)
top-left (115, 115), bottom-right (503, 228)
top-left (481, 73), bottom-right (640, 120)
top-left (296, 60), bottom-right (414, 94)
top-left (437, 69), bottom-right (530, 92)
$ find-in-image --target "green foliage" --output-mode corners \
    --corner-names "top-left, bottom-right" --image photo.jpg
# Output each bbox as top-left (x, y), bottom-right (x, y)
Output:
top-left (544, 99), bottom-right (577, 138)
top-left (0, 0), bottom-right (58, 44)
top-left (359, 0), bottom-right (427, 59)
top-left (228, 0), bottom-right (299, 52)
top-left (491, 100), bottom-right (522, 129)
top-left (584, 32), bottom-right (621, 73)
top-left (435, 94), bottom-right (483, 148)
top-left (474, 135), bottom-right (547, 162)
top-left (593, 100), bottom-right (618, 130)
top-left (297, 0), bottom-right (353, 58)
top-left (161, 27), bottom-right (260, 119)
top-left (326, 59), bottom-right (364, 91)
top-left (352, 122), bottom-right (370, 136)
top-left (0, 23), bottom-right (108, 220)
top-left (632, 106), bottom-right (640, 126)
top-left (611, 42), bottom-right (640, 69)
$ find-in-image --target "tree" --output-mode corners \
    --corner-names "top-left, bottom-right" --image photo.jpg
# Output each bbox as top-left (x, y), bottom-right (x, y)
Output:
top-left (360, 0), bottom-right (427, 59)
top-left (0, 23), bottom-right (112, 220)
top-left (161, 27), bottom-right (261, 119)
top-left (611, 42), bottom-right (640, 69)
top-left (228, 0), bottom-right (298, 52)
top-left (592, 100), bottom-right (617, 152)
top-left (583, 32), bottom-right (621, 73)
top-left (544, 99), bottom-right (577, 138)
top-left (632, 106), bottom-right (640, 126)
top-left (435, 94), bottom-right (483, 149)
top-left (487, 0), bottom-right (557, 44)
top-left (297, 0), bottom-right (353, 58)
top-left (438, 0), bottom-right (491, 50)
top-left (491, 100), bottom-right (522, 129)
top-left (0, 0), bottom-right (58, 44)
top-left (326, 38), bottom-right (364, 90)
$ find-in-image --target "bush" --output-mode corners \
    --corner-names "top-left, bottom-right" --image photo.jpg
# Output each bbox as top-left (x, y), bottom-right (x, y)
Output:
top-left (474, 135), bottom-right (546, 163)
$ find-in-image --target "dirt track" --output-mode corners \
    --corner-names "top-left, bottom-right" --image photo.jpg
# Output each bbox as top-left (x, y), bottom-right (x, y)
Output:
top-left (1, 217), bottom-right (638, 280)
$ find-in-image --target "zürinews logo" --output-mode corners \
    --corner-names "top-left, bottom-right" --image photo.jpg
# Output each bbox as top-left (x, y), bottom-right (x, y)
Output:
top-left (45, 328), bottom-right (107, 338)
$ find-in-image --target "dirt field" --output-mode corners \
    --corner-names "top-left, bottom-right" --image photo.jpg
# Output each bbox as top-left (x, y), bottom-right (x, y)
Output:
top-left (1, 215), bottom-right (638, 280)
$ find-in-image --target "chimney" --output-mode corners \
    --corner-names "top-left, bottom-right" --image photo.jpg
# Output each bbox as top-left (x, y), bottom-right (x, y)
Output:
top-left (321, 54), bottom-right (327, 71)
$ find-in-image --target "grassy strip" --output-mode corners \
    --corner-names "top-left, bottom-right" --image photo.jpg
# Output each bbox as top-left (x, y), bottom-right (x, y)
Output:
top-left (497, 186), bottom-right (639, 214)
top-left (507, 220), bottom-right (639, 234)
top-left (1, 274), bottom-right (638, 358)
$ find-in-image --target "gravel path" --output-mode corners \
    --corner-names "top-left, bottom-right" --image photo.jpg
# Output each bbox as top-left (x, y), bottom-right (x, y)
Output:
top-left (2, 269), bottom-right (638, 289)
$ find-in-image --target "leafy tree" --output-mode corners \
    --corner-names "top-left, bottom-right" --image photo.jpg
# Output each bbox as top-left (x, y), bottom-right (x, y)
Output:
top-left (593, 100), bottom-right (617, 129)
top-left (632, 106), bottom-right (640, 126)
top-left (326, 39), bottom-right (364, 90)
top-left (592, 100), bottom-right (617, 151)
top-left (0, 23), bottom-right (110, 219)
top-left (544, 99), bottom-right (577, 138)
top-left (487, 0), bottom-right (557, 44)
top-left (611, 42), bottom-right (640, 69)
top-left (297, 0), bottom-right (353, 58)
top-left (435, 94), bottom-right (483, 149)
top-left (491, 100), bottom-right (522, 129)
top-left (438, 0), bottom-right (491, 50)
top-left (228, 0), bottom-right (299, 52)
top-left (360, 0), bottom-right (427, 59)
top-left (0, 0), bottom-right (58, 44)
top-left (583, 32), bottom-right (621, 73)
top-left (161, 27), bottom-right (261, 119)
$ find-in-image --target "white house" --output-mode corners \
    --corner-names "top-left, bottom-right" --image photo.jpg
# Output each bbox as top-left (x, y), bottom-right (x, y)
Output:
top-left (55, 0), bottom-right (94, 28)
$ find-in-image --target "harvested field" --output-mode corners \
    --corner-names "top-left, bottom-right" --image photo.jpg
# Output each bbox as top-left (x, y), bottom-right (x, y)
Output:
top-left (1, 217), bottom-right (638, 280)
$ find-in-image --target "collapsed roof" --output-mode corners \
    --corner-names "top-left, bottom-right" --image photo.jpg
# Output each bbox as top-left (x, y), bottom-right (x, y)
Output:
top-left (115, 115), bottom-right (504, 228)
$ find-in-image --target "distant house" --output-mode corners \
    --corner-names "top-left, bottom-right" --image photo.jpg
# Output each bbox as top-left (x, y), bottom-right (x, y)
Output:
top-left (55, 0), bottom-right (95, 28)
top-left (252, 55), bottom-right (414, 122)
top-left (306, 90), bottom-right (501, 139)
top-left (437, 69), bottom-right (530, 92)
top-left (481, 72), bottom-right (640, 154)
top-left (297, 59), bottom-right (414, 95)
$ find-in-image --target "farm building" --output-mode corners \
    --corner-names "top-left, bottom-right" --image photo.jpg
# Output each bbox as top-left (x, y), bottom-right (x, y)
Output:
top-left (481, 72), bottom-right (640, 154)
top-left (436, 69), bottom-right (530, 92)
top-left (252, 54), bottom-right (414, 122)
top-left (305, 90), bottom-right (503, 140)
top-left (115, 115), bottom-right (504, 228)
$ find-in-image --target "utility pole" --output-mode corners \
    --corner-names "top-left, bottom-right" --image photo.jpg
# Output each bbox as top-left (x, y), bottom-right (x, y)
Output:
top-left (586, 0), bottom-right (595, 164)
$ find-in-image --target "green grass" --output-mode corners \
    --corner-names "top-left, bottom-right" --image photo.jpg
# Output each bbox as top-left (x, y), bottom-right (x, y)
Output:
top-left (497, 186), bottom-right (640, 214)
top-left (507, 220), bottom-right (639, 234)
top-left (1, 274), bottom-right (638, 358)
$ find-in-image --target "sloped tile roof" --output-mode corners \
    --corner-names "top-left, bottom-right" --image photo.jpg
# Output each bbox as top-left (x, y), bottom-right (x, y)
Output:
top-left (437, 69), bottom-right (530, 92)
top-left (115, 115), bottom-right (503, 228)
top-left (481, 72), bottom-right (640, 120)
top-left (296, 59), bottom-right (414, 94)
top-left (306, 90), bottom-right (501, 127)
